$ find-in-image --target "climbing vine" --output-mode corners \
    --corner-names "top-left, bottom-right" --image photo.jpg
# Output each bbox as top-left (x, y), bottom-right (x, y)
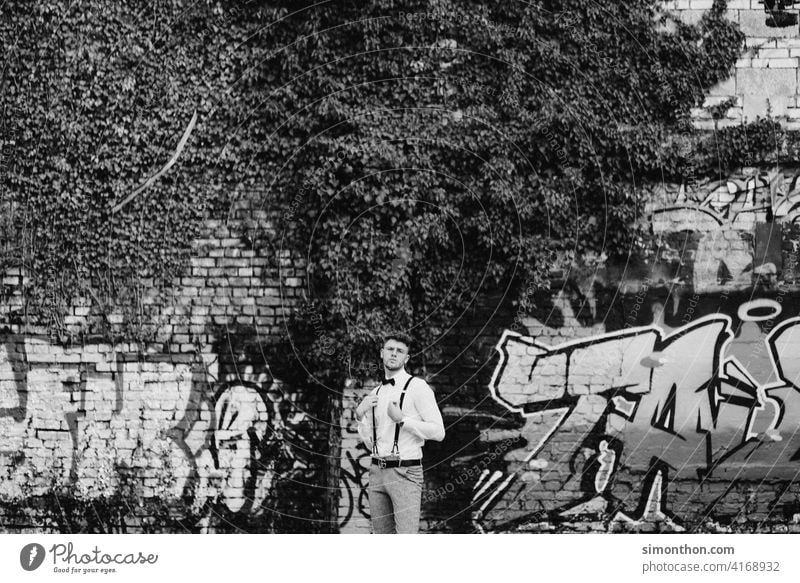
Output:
top-left (0, 0), bottom-right (788, 368)
top-left (0, 1), bottom-right (267, 341)
top-left (266, 0), bottom-right (777, 387)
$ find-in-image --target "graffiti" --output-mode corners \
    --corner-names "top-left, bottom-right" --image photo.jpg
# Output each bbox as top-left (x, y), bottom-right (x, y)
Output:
top-left (208, 383), bottom-right (270, 513)
top-left (176, 353), bottom-right (320, 531)
top-left (338, 445), bottom-right (371, 528)
top-left (646, 170), bottom-right (799, 293)
top-left (337, 386), bottom-right (373, 531)
top-left (663, 171), bottom-right (795, 224)
top-left (0, 338), bottom-right (198, 498)
top-left (478, 313), bottom-right (800, 531)
top-left (0, 334), bottom-right (321, 532)
top-left (328, 167), bottom-right (800, 533)
top-left (182, 377), bottom-right (317, 525)
top-left (456, 169), bottom-right (800, 532)
top-left (0, 337), bottom-right (27, 422)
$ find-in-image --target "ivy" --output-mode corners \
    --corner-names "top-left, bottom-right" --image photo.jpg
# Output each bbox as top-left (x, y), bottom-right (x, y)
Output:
top-left (264, 0), bottom-right (767, 386)
top-left (0, 0), bottom-right (785, 381)
top-left (0, 1), bottom-right (275, 341)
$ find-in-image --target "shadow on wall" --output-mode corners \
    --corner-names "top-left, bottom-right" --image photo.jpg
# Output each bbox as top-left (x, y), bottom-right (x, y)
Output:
top-left (409, 293), bottom-right (528, 533)
top-left (192, 327), bottom-right (328, 532)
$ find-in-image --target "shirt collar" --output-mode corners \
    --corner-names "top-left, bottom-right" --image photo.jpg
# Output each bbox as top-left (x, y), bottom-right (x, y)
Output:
top-left (385, 368), bottom-right (411, 387)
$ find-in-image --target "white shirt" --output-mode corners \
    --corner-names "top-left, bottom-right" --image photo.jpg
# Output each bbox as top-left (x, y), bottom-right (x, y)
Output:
top-left (357, 369), bottom-right (445, 459)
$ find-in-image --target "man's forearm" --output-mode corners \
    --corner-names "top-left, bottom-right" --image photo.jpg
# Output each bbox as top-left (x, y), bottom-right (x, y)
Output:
top-left (355, 397), bottom-right (372, 420)
top-left (402, 417), bottom-right (445, 441)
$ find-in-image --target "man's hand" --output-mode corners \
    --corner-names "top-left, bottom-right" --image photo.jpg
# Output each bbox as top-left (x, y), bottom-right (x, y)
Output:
top-left (387, 401), bottom-right (404, 423)
top-left (356, 395), bottom-right (379, 419)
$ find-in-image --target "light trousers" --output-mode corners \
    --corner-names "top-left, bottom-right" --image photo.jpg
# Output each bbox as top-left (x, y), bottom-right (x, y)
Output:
top-left (368, 464), bottom-right (423, 534)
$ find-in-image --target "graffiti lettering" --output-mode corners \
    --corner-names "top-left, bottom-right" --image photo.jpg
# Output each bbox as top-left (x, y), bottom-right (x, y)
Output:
top-left (0, 335), bottom-right (317, 531)
top-left (481, 315), bottom-right (800, 530)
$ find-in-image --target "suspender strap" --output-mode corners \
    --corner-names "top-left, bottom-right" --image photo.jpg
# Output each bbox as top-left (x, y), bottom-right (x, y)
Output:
top-left (391, 376), bottom-right (414, 455)
top-left (372, 387), bottom-right (380, 455)
top-left (372, 376), bottom-right (415, 456)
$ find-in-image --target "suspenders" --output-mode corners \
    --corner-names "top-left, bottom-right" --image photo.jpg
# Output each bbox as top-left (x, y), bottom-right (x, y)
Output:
top-left (371, 376), bottom-right (414, 457)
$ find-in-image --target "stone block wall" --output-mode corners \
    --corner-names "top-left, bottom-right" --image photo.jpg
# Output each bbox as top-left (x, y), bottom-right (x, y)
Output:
top-left (671, 0), bottom-right (800, 128)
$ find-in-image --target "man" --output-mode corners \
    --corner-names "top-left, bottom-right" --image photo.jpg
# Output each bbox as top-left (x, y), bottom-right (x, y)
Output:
top-left (355, 332), bottom-right (445, 534)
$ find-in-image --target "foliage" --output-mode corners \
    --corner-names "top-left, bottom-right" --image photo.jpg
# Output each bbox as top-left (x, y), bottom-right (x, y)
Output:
top-left (0, 0), bottom-right (266, 341)
top-left (0, 0), bottom-right (785, 376)
top-left (263, 0), bottom-right (763, 384)
top-left (0, 0), bottom-right (793, 534)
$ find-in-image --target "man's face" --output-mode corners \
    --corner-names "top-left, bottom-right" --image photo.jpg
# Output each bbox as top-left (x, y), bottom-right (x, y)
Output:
top-left (381, 339), bottom-right (410, 372)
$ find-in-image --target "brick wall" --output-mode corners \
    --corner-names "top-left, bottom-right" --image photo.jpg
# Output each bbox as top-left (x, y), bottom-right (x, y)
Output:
top-left (9, 174), bottom-right (800, 533)
top-left (0, 192), bottom-right (331, 533)
top-left (670, 1), bottom-right (800, 128)
top-left (339, 166), bottom-right (800, 533)
top-left (7, 0), bottom-right (800, 537)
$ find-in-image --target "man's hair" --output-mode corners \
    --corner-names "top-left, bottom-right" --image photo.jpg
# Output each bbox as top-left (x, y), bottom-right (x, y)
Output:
top-left (382, 331), bottom-right (412, 351)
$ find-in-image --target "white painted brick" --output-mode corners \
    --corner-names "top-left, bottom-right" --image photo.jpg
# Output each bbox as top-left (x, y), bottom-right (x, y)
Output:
top-left (767, 58), bottom-right (799, 68)
top-left (673, 9), bottom-right (705, 24)
top-left (757, 48), bottom-right (791, 59)
top-left (24, 352), bottom-right (52, 364)
top-left (727, 106), bottom-right (744, 119)
top-left (737, 67), bottom-right (797, 95)
top-left (775, 38), bottom-right (800, 49)
top-left (703, 95), bottom-right (737, 107)
top-left (740, 10), bottom-right (800, 38)
top-left (94, 410), bottom-right (112, 421)
top-left (746, 37), bottom-right (775, 49)
top-left (79, 352), bottom-right (103, 363)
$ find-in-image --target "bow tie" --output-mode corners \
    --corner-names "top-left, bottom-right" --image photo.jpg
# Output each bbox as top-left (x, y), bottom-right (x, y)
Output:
top-left (381, 377), bottom-right (395, 386)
